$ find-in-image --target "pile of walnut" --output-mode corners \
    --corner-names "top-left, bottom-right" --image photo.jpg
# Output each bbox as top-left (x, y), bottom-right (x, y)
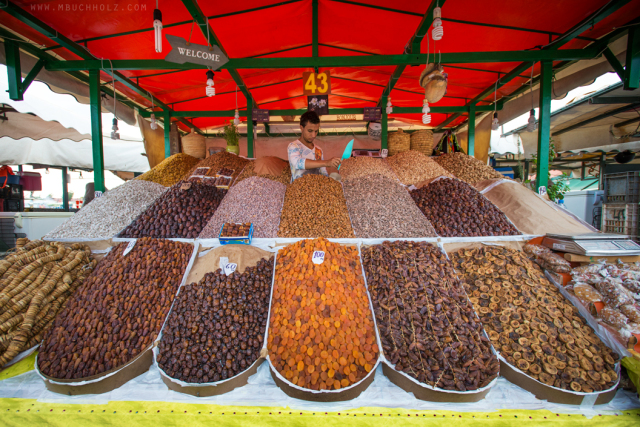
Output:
top-left (157, 257), bottom-right (273, 383)
top-left (362, 241), bottom-right (499, 391)
top-left (0, 240), bottom-right (96, 369)
top-left (433, 152), bottom-right (504, 185)
top-left (452, 246), bottom-right (619, 393)
top-left (38, 238), bottom-right (192, 379)
top-left (410, 178), bottom-right (520, 237)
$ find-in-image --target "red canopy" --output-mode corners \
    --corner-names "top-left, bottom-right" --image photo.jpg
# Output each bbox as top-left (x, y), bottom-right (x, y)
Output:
top-left (2, 0), bottom-right (638, 130)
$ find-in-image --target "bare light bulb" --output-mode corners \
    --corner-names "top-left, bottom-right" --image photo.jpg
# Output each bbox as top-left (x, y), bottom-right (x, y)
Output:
top-left (422, 100), bottom-right (431, 124)
top-left (150, 113), bottom-right (158, 130)
top-left (206, 70), bottom-right (215, 97)
top-left (527, 109), bottom-right (537, 132)
top-left (432, 7), bottom-right (443, 41)
top-left (153, 8), bottom-right (163, 53)
top-left (233, 109), bottom-right (240, 126)
top-left (111, 117), bottom-right (120, 140)
top-left (386, 98), bottom-right (393, 114)
top-left (491, 112), bottom-right (500, 131)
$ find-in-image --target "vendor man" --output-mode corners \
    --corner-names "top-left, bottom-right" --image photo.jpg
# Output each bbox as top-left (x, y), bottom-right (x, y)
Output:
top-left (288, 111), bottom-right (342, 182)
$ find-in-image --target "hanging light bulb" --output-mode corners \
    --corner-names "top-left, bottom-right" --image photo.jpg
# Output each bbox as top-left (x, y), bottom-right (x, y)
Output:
top-left (233, 109), bottom-right (240, 126)
top-left (206, 70), bottom-right (215, 97)
top-left (491, 112), bottom-right (500, 131)
top-left (527, 109), bottom-right (537, 132)
top-left (432, 5), bottom-right (443, 41)
top-left (386, 97), bottom-right (393, 114)
top-left (422, 99), bottom-right (431, 124)
top-left (150, 113), bottom-right (158, 130)
top-left (153, 2), bottom-right (163, 53)
top-left (111, 117), bottom-right (120, 140)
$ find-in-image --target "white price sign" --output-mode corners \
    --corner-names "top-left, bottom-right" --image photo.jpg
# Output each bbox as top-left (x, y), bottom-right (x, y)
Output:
top-left (122, 240), bottom-right (136, 256)
top-left (380, 149), bottom-right (388, 158)
top-left (94, 191), bottom-right (103, 198)
top-left (538, 186), bottom-right (547, 196)
top-left (224, 263), bottom-right (238, 276)
top-left (312, 251), bottom-right (325, 265)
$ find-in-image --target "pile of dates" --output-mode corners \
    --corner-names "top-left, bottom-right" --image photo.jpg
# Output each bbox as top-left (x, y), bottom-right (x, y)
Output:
top-left (410, 178), bottom-right (520, 237)
top-left (362, 240), bottom-right (499, 391)
top-left (119, 181), bottom-right (226, 238)
top-left (38, 238), bottom-right (192, 379)
top-left (157, 257), bottom-right (273, 383)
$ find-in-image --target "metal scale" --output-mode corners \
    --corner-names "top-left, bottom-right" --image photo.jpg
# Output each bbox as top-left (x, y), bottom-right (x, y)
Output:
top-left (541, 233), bottom-right (640, 256)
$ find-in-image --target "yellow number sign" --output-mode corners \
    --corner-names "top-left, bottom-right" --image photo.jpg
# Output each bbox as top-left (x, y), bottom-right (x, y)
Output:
top-left (302, 71), bottom-right (331, 95)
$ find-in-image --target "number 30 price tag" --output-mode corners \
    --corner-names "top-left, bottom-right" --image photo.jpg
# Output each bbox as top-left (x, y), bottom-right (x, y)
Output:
top-left (224, 263), bottom-right (238, 276)
top-left (312, 251), bottom-right (325, 265)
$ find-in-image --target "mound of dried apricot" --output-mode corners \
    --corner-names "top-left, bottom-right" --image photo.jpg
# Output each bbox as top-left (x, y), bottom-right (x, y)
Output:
top-left (267, 238), bottom-right (378, 391)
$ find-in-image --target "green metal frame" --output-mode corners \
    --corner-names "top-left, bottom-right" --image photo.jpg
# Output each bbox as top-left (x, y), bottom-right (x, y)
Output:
top-left (624, 26), bottom-right (640, 90)
top-left (89, 69), bottom-right (105, 193)
top-left (312, 0), bottom-right (319, 58)
top-left (554, 102), bottom-right (640, 135)
top-left (467, 103), bottom-right (476, 156)
top-left (590, 96), bottom-right (640, 104)
top-left (163, 110), bottom-right (171, 158)
top-left (20, 59), bottom-right (45, 95)
top-left (603, 48), bottom-right (626, 81)
top-left (4, 40), bottom-right (22, 100)
top-left (247, 99), bottom-right (254, 158)
top-left (535, 60), bottom-right (552, 192)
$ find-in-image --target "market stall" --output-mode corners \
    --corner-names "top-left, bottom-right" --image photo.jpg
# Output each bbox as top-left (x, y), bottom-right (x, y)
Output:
top-left (1, 0), bottom-right (640, 425)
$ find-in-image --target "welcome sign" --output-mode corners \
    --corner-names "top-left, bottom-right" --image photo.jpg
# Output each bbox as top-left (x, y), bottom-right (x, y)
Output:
top-left (164, 34), bottom-right (229, 70)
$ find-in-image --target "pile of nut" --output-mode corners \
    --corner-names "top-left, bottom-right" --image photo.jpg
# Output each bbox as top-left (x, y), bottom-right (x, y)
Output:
top-left (362, 241), bottom-right (499, 391)
top-left (278, 175), bottom-right (354, 238)
top-left (385, 150), bottom-right (453, 186)
top-left (44, 180), bottom-right (167, 239)
top-left (118, 181), bottom-right (227, 238)
top-left (187, 151), bottom-right (250, 185)
top-left (339, 157), bottom-right (399, 182)
top-left (451, 246), bottom-right (619, 393)
top-left (135, 154), bottom-right (201, 187)
top-left (343, 174), bottom-right (437, 238)
top-left (38, 238), bottom-right (193, 379)
top-left (220, 223), bottom-right (252, 238)
top-left (233, 161), bottom-right (292, 187)
top-left (200, 177), bottom-right (286, 239)
top-left (157, 257), bottom-right (273, 383)
top-left (410, 178), bottom-right (520, 237)
top-left (267, 238), bottom-right (378, 391)
top-left (433, 153), bottom-right (504, 185)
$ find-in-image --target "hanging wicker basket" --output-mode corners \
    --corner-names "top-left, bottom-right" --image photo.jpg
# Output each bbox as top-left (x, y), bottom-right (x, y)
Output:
top-left (182, 131), bottom-right (206, 159)
top-left (419, 63), bottom-right (447, 104)
top-left (388, 129), bottom-right (411, 156)
top-left (410, 129), bottom-right (435, 155)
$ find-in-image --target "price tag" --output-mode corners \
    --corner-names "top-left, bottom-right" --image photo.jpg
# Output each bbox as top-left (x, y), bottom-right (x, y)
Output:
top-left (363, 107), bottom-right (381, 121)
top-left (312, 251), bottom-right (325, 265)
top-left (252, 109), bottom-right (270, 123)
top-left (538, 186), bottom-right (547, 196)
top-left (599, 269), bottom-right (609, 278)
top-left (180, 182), bottom-right (192, 191)
top-left (94, 191), bottom-right (103, 198)
top-left (552, 243), bottom-right (567, 251)
top-left (224, 263), bottom-right (238, 276)
top-left (302, 71), bottom-right (331, 95)
top-left (122, 240), bottom-right (136, 256)
top-left (380, 149), bottom-right (388, 158)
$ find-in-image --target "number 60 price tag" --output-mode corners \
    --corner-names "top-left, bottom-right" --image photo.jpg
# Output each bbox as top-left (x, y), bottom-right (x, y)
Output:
top-left (312, 251), bottom-right (325, 265)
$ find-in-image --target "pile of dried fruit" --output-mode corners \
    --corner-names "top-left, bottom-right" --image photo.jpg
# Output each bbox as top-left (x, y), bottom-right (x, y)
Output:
top-left (0, 240), bottom-right (96, 368)
top-left (233, 159), bottom-right (292, 187)
top-left (362, 241), bottom-right (499, 391)
top-left (119, 181), bottom-right (226, 238)
top-left (339, 157), bottom-right (398, 182)
top-left (38, 238), bottom-right (192, 379)
top-left (158, 257), bottom-right (273, 383)
top-left (343, 174), bottom-right (437, 238)
top-left (411, 178), bottom-right (520, 237)
top-left (278, 175), bottom-right (354, 238)
top-left (452, 246), bottom-right (619, 393)
top-left (135, 153), bottom-right (201, 187)
top-left (267, 238), bottom-right (378, 391)
top-left (385, 150), bottom-right (453, 186)
top-left (44, 180), bottom-right (167, 239)
top-left (200, 177), bottom-right (286, 239)
top-left (433, 153), bottom-right (503, 184)
top-left (187, 151), bottom-right (250, 185)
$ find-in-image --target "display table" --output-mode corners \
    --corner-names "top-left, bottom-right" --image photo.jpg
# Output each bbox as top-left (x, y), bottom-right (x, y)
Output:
top-left (1, 353), bottom-right (638, 426)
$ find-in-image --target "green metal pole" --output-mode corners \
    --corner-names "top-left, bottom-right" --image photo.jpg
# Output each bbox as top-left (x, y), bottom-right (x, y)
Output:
top-left (624, 26), bottom-right (640, 90)
top-left (467, 103), bottom-right (476, 156)
top-left (247, 99), bottom-right (254, 158)
top-left (312, 0), bottom-right (318, 58)
top-left (381, 95), bottom-right (388, 151)
top-left (535, 60), bottom-right (552, 193)
top-left (61, 167), bottom-right (69, 212)
top-left (163, 109), bottom-right (171, 158)
top-left (89, 69), bottom-right (105, 193)
top-left (4, 40), bottom-right (23, 100)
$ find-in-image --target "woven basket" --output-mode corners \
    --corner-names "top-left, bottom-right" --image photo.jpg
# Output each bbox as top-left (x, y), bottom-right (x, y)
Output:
top-left (388, 129), bottom-right (410, 156)
top-left (182, 131), bottom-right (206, 159)
top-left (410, 130), bottom-right (435, 155)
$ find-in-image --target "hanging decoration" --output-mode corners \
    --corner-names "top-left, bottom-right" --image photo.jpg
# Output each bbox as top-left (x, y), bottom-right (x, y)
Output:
top-left (527, 109), bottom-right (537, 132)
top-left (149, 93), bottom-right (158, 130)
top-left (420, 63), bottom-right (447, 103)
top-left (234, 86), bottom-right (240, 126)
top-left (491, 80), bottom-right (500, 131)
top-left (105, 59), bottom-right (119, 140)
top-left (206, 70), bottom-right (215, 97)
top-left (422, 99), bottom-right (431, 124)
top-left (153, 1), bottom-right (163, 53)
top-left (386, 97), bottom-right (393, 114)
top-left (432, 4), bottom-right (443, 41)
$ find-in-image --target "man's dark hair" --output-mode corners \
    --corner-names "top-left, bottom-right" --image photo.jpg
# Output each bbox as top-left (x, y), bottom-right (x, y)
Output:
top-left (300, 110), bottom-right (320, 128)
